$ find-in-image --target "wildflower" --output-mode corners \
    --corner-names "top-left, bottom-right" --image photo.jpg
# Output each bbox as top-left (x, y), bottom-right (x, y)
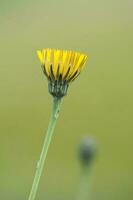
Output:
top-left (28, 48), bottom-right (87, 200)
top-left (37, 48), bottom-right (87, 98)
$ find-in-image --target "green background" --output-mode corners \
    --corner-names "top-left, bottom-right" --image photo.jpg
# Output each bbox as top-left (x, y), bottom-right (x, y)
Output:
top-left (0, 0), bottom-right (132, 199)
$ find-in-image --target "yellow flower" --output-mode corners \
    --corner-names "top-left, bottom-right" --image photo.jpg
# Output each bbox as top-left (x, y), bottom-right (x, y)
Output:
top-left (37, 48), bottom-right (87, 98)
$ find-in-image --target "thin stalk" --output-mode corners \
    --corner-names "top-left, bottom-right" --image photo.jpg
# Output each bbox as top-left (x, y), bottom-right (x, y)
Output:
top-left (77, 167), bottom-right (91, 200)
top-left (28, 97), bottom-right (62, 200)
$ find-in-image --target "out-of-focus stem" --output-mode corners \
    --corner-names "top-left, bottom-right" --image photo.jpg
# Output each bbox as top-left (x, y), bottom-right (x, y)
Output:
top-left (77, 167), bottom-right (91, 200)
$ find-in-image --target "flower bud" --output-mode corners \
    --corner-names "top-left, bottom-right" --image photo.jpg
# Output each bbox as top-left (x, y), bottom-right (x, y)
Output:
top-left (78, 138), bottom-right (97, 167)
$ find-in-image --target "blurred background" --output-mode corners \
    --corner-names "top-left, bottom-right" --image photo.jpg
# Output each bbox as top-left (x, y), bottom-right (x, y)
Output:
top-left (0, 0), bottom-right (132, 199)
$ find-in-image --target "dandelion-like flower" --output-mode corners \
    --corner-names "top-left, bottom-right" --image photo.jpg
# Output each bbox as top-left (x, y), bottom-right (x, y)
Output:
top-left (28, 48), bottom-right (88, 200)
top-left (37, 49), bottom-right (87, 98)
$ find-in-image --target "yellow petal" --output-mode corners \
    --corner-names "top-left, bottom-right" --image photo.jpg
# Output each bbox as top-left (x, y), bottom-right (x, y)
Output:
top-left (59, 50), bottom-right (67, 75)
top-left (53, 50), bottom-right (60, 78)
top-left (37, 51), bottom-right (44, 63)
top-left (62, 51), bottom-right (71, 78)
top-left (43, 49), bottom-right (50, 76)
top-left (67, 52), bottom-right (79, 78)
top-left (68, 54), bottom-right (84, 78)
top-left (78, 55), bottom-right (87, 71)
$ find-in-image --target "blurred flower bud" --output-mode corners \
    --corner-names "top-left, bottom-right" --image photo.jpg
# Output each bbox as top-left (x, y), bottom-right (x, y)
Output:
top-left (78, 138), bottom-right (97, 167)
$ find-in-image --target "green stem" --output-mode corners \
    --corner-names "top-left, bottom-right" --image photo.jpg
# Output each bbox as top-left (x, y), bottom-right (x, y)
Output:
top-left (77, 167), bottom-right (91, 200)
top-left (28, 97), bottom-right (62, 200)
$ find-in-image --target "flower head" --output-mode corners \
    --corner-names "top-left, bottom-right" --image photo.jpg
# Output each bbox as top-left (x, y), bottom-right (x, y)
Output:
top-left (78, 138), bottom-right (97, 167)
top-left (37, 48), bottom-right (87, 98)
